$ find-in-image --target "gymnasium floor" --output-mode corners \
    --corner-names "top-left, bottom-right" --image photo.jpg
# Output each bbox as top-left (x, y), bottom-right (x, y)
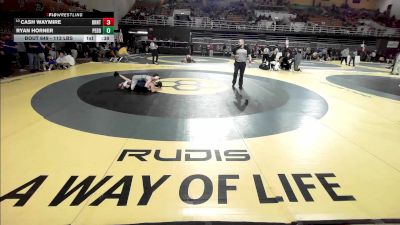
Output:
top-left (1, 55), bottom-right (400, 225)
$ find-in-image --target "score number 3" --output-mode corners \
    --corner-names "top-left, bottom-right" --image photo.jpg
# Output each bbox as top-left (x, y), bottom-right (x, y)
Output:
top-left (103, 18), bottom-right (114, 26)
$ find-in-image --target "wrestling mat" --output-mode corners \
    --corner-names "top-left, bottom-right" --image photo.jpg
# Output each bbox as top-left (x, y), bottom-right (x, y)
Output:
top-left (1, 57), bottom-right (400, 225)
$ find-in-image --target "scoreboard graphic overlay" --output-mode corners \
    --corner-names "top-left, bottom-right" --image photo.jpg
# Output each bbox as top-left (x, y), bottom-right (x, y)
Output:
top-left (13, 12), bottom-right (115, 42)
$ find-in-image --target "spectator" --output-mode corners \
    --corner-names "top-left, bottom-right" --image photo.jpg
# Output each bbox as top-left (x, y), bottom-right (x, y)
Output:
top-left (48, 43), bottom-right (57, 59)
top-left (91, 45), bottom-right (101, 62)
top-left (201, 44), bottom-right (206, 56)
top-left (26, 42), bottom-right (39, 73)
top-left (117, 44), bottom-right (129, 62)
top-left (378, 55), bottom-right (385, 63)
top-left (262, 47), bottom-right (270, 63)
top-left (16, 42), bottom-right (27, 72)
top-left (348, 49), bottom-right (357, 67)
top-left (70, 43), bottom-right (78, 59)
top-left (56, 51), bottom-right (75, 69)
top-left (208, 44), bottom-right (214, 57)
top-left (294, 50), bottom-right (302, 71)
top-left (43, 55), bottom-right (56, 71)
top-left (190, 43), bottom-right (194, 55)
top-left (37, 42), bottom-right (46, 71)
top-left (3, 34), bottom-right (19, 75)
top-left (82, 43), bottom-right (90, 58)
top-left (340, 48), bottom-right (349, 65)
top-left (305, 47), bottom-right (311, 60)
top-left (280, 52), bottom-right (292, 70)
top-left (0, 35), bottom-right (10, 78)
top-left (222, 43), bottom-right (227, 56)
top-left (392, 52), bottom-right (400, 75)
top-left (371, 50), bottom-right (376, 62)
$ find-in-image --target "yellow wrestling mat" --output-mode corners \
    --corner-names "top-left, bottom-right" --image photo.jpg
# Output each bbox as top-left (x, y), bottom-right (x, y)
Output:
top-left (1, 60), bottom-right (400, 225)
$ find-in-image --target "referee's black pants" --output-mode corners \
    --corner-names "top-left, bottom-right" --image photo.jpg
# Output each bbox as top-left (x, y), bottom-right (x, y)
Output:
top-left (348, 56), bottom-right (355, 66)
top-left (233, 61), bottom-right (246, 87)
top-left (340, 56), bottom-right (347, 65)
top-left (152, 49), bottom-right (158, 64)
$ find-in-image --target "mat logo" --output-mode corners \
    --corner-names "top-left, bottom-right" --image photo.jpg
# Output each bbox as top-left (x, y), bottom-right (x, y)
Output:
top-left (0, 149), bottom-right (356, 207)
top-left (158, 78), bottom-right (229, 95)
top-left (0, 173), bottom-right (356, 207)
top-left (117, 149), bottom-right (250, 162)
top-left (167, 80), bottom-right (204, 91)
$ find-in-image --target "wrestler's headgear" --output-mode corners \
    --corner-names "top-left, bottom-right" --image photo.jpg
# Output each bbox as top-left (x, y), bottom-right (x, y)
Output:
top-left (155, 81), bottom-right (163, 88)
top-left (152, 73), bottom-right (160, 79)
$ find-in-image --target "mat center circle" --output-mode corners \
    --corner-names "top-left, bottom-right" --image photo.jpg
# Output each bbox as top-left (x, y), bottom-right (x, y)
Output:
top-left (76, 72), bottom-right (290, 119)
top-left (32, 70), bottom-right (328, 140)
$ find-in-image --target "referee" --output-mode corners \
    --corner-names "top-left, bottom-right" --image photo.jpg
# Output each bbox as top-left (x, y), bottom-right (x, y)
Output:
top-left (232, 39), bottom-right (252, 89)
top-left (149, 38), bottom-right (159, 64)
